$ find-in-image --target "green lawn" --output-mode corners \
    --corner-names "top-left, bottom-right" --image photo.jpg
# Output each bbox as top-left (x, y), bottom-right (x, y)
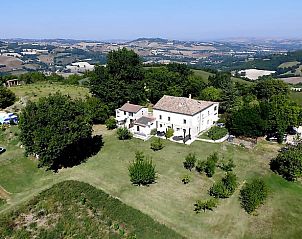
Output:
top-left (290, 91), bottom-right (302, 105)
top-left (1, 126), bottom-right (302, 238)
top-left (10, 82), bottom-right (90, 102)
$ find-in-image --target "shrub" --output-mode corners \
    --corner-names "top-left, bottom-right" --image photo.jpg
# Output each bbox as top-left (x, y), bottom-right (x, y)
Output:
top-left (150, 138), bottom-right (164, 151)
top-left (207, 126), bottom-right (228, 140)
top-left (165, 128), bottom-right (174, 139)
top-left (204, 152), bottom-right (219, 177)
top-left (181, 174), bottom-right (191, 184)
top-left (194, 198), bottom-right (218, 213)
top-left (209, 172), bottom-right (237, 198)
top-left (105, 117), bottom-right (117, 130)
top-left (270, 145), bottom-right (302, 181)
top-left (219, 158), bottom-right (236, 172)
top-left (195, 160), bottom-right (206, 173)
top-left (240, 178), bottom-right (268, 214)
top-left (183, 153), bottom-right (197, 171)
top-left (128, 151), bottom-right (156, 186)
top-left (117, 127), bottom-right (132, 140)
top-left (150, 128), bottom-right (157, 135)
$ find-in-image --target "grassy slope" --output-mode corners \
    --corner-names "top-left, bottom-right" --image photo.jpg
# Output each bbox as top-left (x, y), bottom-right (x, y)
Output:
top-left (278, 61), bottom-right (300, 68)
top-left (0, 180), bottom-right (182, 239)
top-left (1, 126), bottom-right (302, 238)
top-left (10, 82), bottom-right (90, 101)
top-left (290, 91), bottom-right (302, 106)
top-left (193, 69), bottom-right (252, 85)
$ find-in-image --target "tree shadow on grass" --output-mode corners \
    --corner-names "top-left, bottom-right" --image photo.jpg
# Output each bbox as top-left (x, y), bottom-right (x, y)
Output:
top-left (51, 135), bottom-right (104, 172)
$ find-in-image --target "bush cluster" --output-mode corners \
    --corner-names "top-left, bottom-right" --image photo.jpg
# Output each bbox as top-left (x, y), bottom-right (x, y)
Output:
top-left (204, 152), bottom-right (219, 177)
top-left (240, 178), bottom-right (268, 214)
top-left (105, 117), bottom-right (117, 130)
top-left (117, 127), bottom-right (132, 140)
top-left (165, 128), bottom-right (174, 139)
top-left (270, 144), bottom-right (302, 181)
top-left (218, 158), bottom-right (236, 172)
top-left (183, 153), bottom-right (197, 171)
top-left (181, 174), bottom-right (191, 184)
top-left (128, 152), bottom-right (156, 186)
top-left (194, 198), bottom-right (219, 213)
top-left (150, 138), bottom-right (164, 151)
top-left (209, 172), bottom-right (237, 198)
top-left (207, 126), bottom-right (228, 140)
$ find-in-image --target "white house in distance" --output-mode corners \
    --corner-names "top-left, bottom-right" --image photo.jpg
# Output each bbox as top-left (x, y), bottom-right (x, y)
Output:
top-left (153, 95), bottom-right (219, 140)
top-left (115, 95), bottom-right (219, 142)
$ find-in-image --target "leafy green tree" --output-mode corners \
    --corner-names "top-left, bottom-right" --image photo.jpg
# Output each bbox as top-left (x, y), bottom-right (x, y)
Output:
top-left (0, 86), bottom-right (16, 109)
top-left (19, 93), bottom-right (93, 169)
top-left (128, 151), bottom-right (156, 186)
top-left (219, 158), bottom-right (236, 172)
top-left (150, 137), bottom-right (164, 151)
top-left (105, 117), bottom-right (117, 130)
top-left (183, 75), bottom-right (207, 99)
top-left (84, 97), bottom-right (110, 124)
top-left (117, 127), bottom-right (132, 140)
top-left (204, 152), bottom-right (219, 177)
top-left (240, 178), bottom-right (268, 214)
top-left (90, 48), bottom-right (146, 111)
top-left (18, 72), bottom-right (46, 84)
top-left (183, 153), bottom-right (197, 171)
top-left (253, 78), bottom-right (289, 100)
top-left (208, 72), bottom-right (232, 90)
top-left (195, 159), bottom-right (206, 173)
top-left (270, 144), bottom-right (302, 181)
top-left (199, 86), bottom-right (222, 101)
top-left (226, 103), bottom-right (267, 138)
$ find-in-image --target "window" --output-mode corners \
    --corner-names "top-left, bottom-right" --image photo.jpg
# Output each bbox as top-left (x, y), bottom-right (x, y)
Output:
top-left (208, 111), bottom-right (210, 116)
top-left (137, 126), bottom-right (140, 131)
top-left (168, 116), bottom-right (170, 121)
top-left (160, 124), bottom-right (163, 128)
top-left (214, 106), bottom-right (217, 111)
top-left (183, 119), bottom-right (186, 124)
top-left (124, 111), bottom-right (126, 115)
top-left (129, 113), bottom-right (133, 117)
top-left (159, 115), bottom-right (162, 120)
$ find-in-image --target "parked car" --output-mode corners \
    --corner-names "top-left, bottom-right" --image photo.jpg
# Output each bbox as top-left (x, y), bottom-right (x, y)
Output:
top-left (227, 135), bottom-right (235, 142)
top-left (216, 123), bottom-right (225, 128)
top-left (278, 146), bottom-right (289, 153)
top-left (0, 147), bottom-right (6, 154)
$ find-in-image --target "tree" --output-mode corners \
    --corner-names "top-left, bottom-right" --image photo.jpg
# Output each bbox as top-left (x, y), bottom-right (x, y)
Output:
top-left (0, 86), bottom-right (16, 109)
top-left (183, 153), bottom-right (197, 171)
top-left (226, 103), bottom-right (266, 138)
top-left (253, 78), bottom-right (289, 100)
top-left (209, 172), bottom-right (237, 198)
top-left (150, 137), bottom-right (164, 151)
top-left (194, 198), bottom-right (218, 213)
top-left (19, 93), bottom-right (93, 169)
top-left (240, 178), bottom-right (268, 214)
top-left (117, 127), bottom-right (132, 140)
top-left (204, 152), bottom-right (219, 177)
top-left (89, 48), bottom-right (146, 111)
top-left (84, 97), bottom-right (110, 124)
top-left (270, 144), bottom-right (302, 181)
top-left (128, 151), bottom-right (156, 186)
top-left (105, 117), bottom-right (117, 130)
top-left (165, 128), bottom-right (174, 139)
top-left (199, 86), bottom-right (222, 101)
top-left (208, 72), bottom-right (232, 90)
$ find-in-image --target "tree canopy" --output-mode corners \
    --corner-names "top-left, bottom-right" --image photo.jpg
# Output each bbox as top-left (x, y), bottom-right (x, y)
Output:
top-left (19, 93), bottom-right (96, 170)
top-left (0, 86), bottom-right (16, 109)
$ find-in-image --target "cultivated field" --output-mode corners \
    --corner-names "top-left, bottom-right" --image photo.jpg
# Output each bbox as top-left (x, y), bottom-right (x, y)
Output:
top-left (278, 61), bottom-right (300, 68)
top-left (238, 69), bottom-right (275, 80)
top-left (1, 125), bottom-right (301, 238)
top-left (280, 76), bottom-right (302, 84)
top-left (10, 82), bottom-right (90, 102)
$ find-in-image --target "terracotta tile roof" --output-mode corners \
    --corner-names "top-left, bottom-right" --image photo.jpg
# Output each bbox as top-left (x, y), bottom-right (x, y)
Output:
top-left (119, 102), bottom-right (143, 113)
top-left (134, 116), bottom-right (156, 127)
top-left (153, 95), bottom-right (215, 116)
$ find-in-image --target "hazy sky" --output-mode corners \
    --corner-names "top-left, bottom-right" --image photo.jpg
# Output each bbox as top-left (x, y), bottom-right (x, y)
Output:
top-left (1, 0), bottom-right (301, 40)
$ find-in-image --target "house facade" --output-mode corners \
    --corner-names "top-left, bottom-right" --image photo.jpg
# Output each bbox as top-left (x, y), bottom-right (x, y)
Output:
top-left (115, 102), bottom-right (149, 129)
top-left (115, 95), bottom-right (219, 141)
top-left (153, 95), bottom-right (219, 139)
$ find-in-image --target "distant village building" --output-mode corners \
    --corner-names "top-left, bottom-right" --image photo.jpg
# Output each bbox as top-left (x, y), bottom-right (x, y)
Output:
top-left (66, 62), bottom-right (95, 73)
top-left (3, 79), bottom-right (22, 87)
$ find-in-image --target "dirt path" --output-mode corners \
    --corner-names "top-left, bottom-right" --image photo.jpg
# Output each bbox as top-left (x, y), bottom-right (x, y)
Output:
top-left (0, 185), bottom-right (11, 199)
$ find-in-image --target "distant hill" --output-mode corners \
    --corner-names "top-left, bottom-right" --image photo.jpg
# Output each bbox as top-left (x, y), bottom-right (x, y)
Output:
top-left (0, 181), bottom-right (182, 239)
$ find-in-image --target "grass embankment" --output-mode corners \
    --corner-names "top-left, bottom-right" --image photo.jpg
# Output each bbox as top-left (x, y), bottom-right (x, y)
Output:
top-left (1, 126), bottom-right (302, 238)
top-left (0, 180), bottom-right (182, 239)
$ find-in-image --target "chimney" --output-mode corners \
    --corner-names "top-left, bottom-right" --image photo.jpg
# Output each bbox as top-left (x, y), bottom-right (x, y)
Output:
top-left (188, 94), bottom-right (191, 99)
